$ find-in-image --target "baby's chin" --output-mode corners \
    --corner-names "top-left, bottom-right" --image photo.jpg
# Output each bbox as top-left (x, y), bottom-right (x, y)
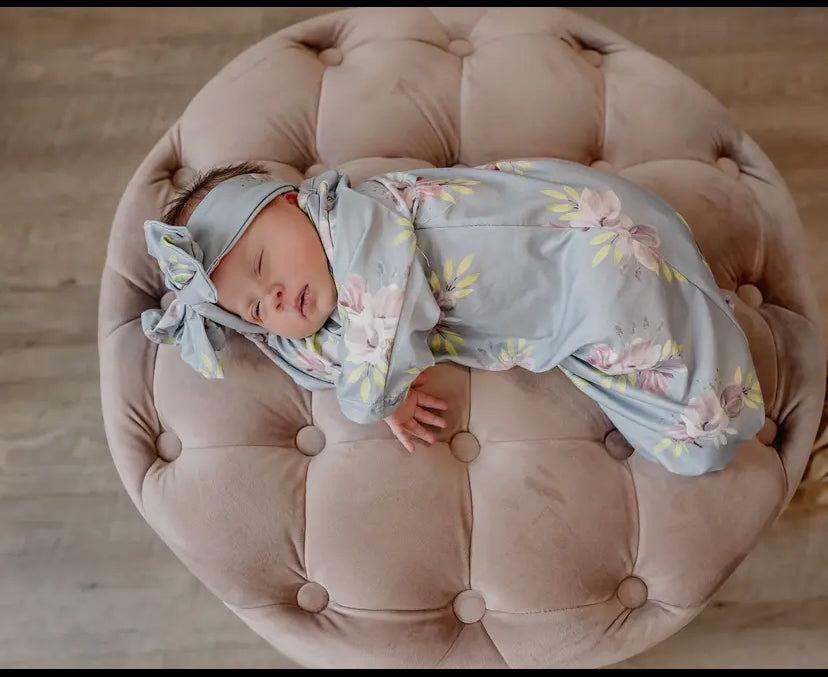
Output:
top-left (268, 315), bottom-right (328, 340)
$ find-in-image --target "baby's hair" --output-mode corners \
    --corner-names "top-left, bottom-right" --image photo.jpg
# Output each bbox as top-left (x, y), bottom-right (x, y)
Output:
top-left (161, 160), bottom-right (270, 226)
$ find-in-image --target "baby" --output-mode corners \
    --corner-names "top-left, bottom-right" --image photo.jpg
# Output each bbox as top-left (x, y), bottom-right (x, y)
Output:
top-left (143, 158), bottom-right (765, 475)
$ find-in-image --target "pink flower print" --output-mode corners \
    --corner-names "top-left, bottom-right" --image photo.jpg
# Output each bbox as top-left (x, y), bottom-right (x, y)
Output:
top-left (720, 383), bottom-right (746, 418)
top-left (295, 348), bottom-right (330, 374)
top-left (613, 224), bottom-right (662, 271)
top-left (604, 338), bottom-right (662, 375)
top-left (666, 391), bottom-right (733, 447)
top-left (637, 369), bottom-right (674, 395)
top-left (587, 343), bottom-right (618, 370)
top-left (570, 188), bottom-right (631, 231)
top-left (338, 274), bottom-right (366, 313)
top-left (343, 282), bottom-right (404, 366)
top-left (410, 178), bottom-right (448, 200)
top-left (434, 288), bottom-right (457, 320)
top-left (385, 178), bottom-right (449, 211)
top-left (588, 338), bottom-right (685, 395)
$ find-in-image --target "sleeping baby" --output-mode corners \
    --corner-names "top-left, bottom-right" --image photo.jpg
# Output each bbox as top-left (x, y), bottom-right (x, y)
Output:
top-left (142, 158), bottom-right (764, 475)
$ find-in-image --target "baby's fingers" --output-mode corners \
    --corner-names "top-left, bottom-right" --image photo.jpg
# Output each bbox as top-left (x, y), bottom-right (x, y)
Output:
top-left (404, 420), bottom-right (436, 445)
top-left (415, 391), bottom-right (448, 411)
top-left (386, 418), bottom-right (415, 453)
top-left (414, 407), bottom-right (447, 429)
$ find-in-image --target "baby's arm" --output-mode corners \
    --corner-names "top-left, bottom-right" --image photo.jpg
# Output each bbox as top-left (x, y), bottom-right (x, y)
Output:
top-left (383, 369), bottom-right (448, 452)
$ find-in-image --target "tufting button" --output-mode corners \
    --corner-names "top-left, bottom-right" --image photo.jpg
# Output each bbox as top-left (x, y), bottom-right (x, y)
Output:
top-left (716, 156), bottom-right (741, 180)
top-left (296, 425), bottom-right (326, 456)
top-left (305, 163), bottom-right (328, 178)
top-left (616, 576), bottom-right (648, 609)
top-left (156, 431), bottom-right (182, 462)
top-left (736, 283), bottom-right (763, 308)
top-left (160, 291), bottom-right (175, 311)
top-left (604, 429), bottom-right (634, 460)
top-left (453, 590), bottom-right (486, 623)
top-left (757, 417), bottom-right (778, 446)
top-left (172, 167), bottom-right (196, 189)
top-left (591, 159), bottom-right (614, 173)
top-left (581, 49), bottom-right (603, 67)
top-left (447, 39), bottom-right (474, 57)
top-left (297, 581), bottom-right (329, 613)
top-left (450, 431), bottom-right (480, 463)
top-left (318, 48), bottom-right (343, 67)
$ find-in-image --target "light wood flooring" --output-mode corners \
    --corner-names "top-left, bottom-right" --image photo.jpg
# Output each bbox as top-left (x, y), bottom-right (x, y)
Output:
top-left (1, 7), bottom-right (825, 669)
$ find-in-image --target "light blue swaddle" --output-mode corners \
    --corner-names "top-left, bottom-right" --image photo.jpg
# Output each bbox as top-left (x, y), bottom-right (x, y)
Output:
top-left (143, 159), bottom-right (765, 476)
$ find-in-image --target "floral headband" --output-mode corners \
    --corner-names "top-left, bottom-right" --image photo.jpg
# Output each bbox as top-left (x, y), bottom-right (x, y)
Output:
top-left (141, 174), bottom-right (296, 378)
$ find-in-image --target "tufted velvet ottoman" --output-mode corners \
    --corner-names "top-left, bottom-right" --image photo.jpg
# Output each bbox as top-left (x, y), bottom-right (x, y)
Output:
top-left (98, 7), bottom-right (825, 669)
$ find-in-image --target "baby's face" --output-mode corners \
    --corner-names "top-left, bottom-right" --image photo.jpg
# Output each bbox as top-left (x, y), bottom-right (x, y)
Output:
top-left (210, 192), bottom-right (337, 339)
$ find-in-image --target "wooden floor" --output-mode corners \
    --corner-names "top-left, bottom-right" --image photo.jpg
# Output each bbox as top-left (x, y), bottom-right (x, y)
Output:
top-left (1, 7), bottom-right (825, 669)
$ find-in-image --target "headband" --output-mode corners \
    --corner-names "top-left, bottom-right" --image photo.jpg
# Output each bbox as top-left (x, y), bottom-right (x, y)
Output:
top-left (141, 174), bottom-right (296, 378)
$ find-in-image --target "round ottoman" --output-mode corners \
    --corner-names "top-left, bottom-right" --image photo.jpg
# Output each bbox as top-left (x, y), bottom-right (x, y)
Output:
top-left (98, 7), bottom-right (825, 669)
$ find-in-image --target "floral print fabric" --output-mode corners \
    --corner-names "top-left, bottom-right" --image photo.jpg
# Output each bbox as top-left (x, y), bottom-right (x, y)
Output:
top-left (259, 159), bottom-right (763, 476)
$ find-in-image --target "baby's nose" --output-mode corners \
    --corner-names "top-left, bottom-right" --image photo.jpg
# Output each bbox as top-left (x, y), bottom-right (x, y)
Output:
top-left (272, 286), bottom-right (284, 311)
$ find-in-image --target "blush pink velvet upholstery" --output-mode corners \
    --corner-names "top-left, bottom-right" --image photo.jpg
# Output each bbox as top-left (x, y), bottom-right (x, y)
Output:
top-left (98, 7), bottom-right (825, 669)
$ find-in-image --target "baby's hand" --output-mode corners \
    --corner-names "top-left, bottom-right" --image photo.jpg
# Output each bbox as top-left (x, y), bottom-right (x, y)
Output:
top-left (384, 371), bottom-right (448, 453)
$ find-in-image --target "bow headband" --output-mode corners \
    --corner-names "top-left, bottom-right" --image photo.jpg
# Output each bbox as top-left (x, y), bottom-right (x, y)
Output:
top-left (141, 174), bottom-right (296, 378)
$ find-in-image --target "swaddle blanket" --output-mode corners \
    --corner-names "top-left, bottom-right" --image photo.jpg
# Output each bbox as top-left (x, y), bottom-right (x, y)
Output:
top-left (258, 158), bottom-right (764, 475)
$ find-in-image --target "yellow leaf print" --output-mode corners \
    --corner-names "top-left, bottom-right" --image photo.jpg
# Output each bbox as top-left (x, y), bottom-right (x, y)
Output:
top-left (497, 160), bottom-right (533, 174)
top-left (592, 244), bottom-right (611, 266)
top-left (429, 270), bottom-right (440, 292)
top-left (451, 185), bottom-right (473, 195)
top-left (360, 377), bottom-right (371, 403)
top-left (456, 254), bottom-right (474, 277)
top-left (734, 366), bottom-right (743, 385)
top-left (654, 438), bottom-right (671, 454)
top-left (454, 288), bottom-right (473, 298)
top-left (445, 341), bottom-right (458, 357)
top-left (394, 217), bottom-right (416, 252)
top-left (541, 189), bottom-right (567, 200)
top-left (560, 366), bottom-right (588, 390)
top-left (589, 231), bottom-right (615, 245)
top-left (372, 367), bottom-right (385, 388)
top-left (558, 212), bottom-right (578, 221)
top-left (393, 230), bottom-right (413, 246)
top-left (563, 185), bottom-right (580, 201)
top-left (306, 334), bottom-right (322, 355)
top-left (444, 331), bottom-right (464, 346)
top-left (431, 334), bottom-right (442, 352)
top-left (548, 204), bottom-right (573, 213)
top-left (455, 273), bottom-right (479, 289)
top-left (348, 363), bottom-right (366, 384)
top-left (443, 259), bottom-right (453, 285)
top-left (673, 269), bottom-right (688, 283)
top-left (439, 192), bottom-right (456, 204)
top-left (661, 259), bottom-right (673, 282)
